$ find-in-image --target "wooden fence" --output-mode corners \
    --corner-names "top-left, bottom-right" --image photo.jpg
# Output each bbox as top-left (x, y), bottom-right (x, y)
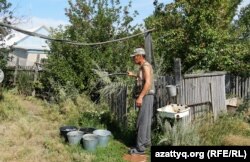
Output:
top-left (107, 86), bottom-right (128, 126)
top-left (3, 63), bottom-right (42, 87)
top-left (3, 63), bottom-right (249, 124)
top-left (225, 74), bottom-right (250, 100)
top-left (154, 75), bottom-right (175, 108)
top-left (153, 72), bottom-right (227, 120)
top-left (181, 72), bottom-right (227, 120)
top-left (102, 69), bottom-right (250, 124)
top-left (3, 65), bottom-right (42, 96)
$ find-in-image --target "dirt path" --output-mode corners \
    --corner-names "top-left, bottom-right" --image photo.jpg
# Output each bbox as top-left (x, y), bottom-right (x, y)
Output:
top-left (0, 96), bottom-right (70, 162)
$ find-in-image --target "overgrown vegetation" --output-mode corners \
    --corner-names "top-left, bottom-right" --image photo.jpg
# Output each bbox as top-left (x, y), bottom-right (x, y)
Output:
top-left (1, 90), bottom-right (249, 162)
top-left (145, 0), bottom-right (250, 75)
top-left (0, 91), bottom-right (131, 162)
top-left (16, 71), bottom-right (34, 96)
top-left (0, 0), bottom-right (13, 69)
top-left (156, 117), bottom-right (201, 146)
top-left (152, 106), bottom-right (250, 146)
top-left (42, 0), bottom-right (143, 99)
top-left (199, 114), bottom-right (250, 145)
top-left (0, 90), bottom-right (26, 121)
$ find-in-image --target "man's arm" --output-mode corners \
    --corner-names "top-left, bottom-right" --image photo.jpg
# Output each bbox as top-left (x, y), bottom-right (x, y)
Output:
top-left (127, 71), bottom-right (137, 78)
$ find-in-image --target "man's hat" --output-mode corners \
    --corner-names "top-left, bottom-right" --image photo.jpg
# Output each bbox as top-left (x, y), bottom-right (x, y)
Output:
top-left (130, 48), bottom-right (146, 57)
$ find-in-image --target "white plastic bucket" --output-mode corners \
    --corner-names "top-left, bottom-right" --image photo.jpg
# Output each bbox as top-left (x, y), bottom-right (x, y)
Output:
top-left (93, 129), bottom-right (111, 147)
top-left (166, 85), bottom-right (177, 97)
top-left (82, 134), bottom-right (98, 152)
top-left (67, 130), bottom-right (84, 145)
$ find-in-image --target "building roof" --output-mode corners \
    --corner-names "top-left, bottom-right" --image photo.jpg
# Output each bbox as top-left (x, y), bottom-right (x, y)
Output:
top-left (4, 25), bottom-right (50, 50)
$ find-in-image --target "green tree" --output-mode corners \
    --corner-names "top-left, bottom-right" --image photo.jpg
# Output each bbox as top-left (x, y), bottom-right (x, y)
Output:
top-left (235, 4), bottom-right (250, 40)
top-left (43, 0), bottom-right (142, 98)
top-left (0, 0), bottom-right (13, 68)
top-left (145, 0), bottom-right (249, 75)
top-left (232, 4), bottom-right (250, 76)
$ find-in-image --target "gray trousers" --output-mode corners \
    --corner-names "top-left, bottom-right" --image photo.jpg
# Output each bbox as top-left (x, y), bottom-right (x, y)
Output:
top-left (136, 94), bottom-right (154, 151)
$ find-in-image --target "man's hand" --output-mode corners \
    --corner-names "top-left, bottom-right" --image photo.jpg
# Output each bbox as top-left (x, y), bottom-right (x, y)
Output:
top-left (127, 71), bottom-right (136, 77)
top-left (136, 96), bottom-right (143, 107)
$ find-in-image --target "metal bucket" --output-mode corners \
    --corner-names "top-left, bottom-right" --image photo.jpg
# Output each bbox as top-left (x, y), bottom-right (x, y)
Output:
top-left (82, 134), bottom-right (98, 152)
top-left (59, 126), bottom-right (78, 142)
top-left (93, 129), bottom-right (111, 147)
top-left (67, 130), bottom-right (84, 145)
top-left (166, 85), bottom-right (177, 97)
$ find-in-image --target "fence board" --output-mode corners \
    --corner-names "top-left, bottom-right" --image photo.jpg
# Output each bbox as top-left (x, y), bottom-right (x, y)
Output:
top-left (225, 74), bottom-right (250, 99)
top-left (107, 72), bottom-right (249, 124)
top-left (181, 72), bottom-right (227, 120)
top-left (107, 86), bottom-right (127, 126)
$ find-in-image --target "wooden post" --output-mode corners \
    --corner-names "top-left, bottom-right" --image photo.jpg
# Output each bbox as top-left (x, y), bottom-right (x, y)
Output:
top-left (32, 54), bottom-right (40, 96)
top-left (209, 82), bottom-right (215, 121)
top-left (174, 58), bottom-right (182, 104)
top-left (13, 57), bottom-right (19, 85)
top-left (124, 86), bottom-right (128, 128)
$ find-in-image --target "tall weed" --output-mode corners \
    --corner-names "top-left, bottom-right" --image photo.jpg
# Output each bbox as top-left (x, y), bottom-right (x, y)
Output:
top-left (157, 116), bottom-right (201, 146)
top-left (0, 91), bottom-right (26, 121)
top-left (17, 71), bottom-right (33, 96)
top-left (199, 114), bottom-right (250, 145)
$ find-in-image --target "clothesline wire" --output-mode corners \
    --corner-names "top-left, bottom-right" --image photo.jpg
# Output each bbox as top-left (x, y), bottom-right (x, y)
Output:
top-left (0, 22), bottom-right (155, 46)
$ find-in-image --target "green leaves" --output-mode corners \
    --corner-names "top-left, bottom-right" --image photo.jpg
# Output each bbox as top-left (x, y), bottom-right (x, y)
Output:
top-left (0, 0), bottom-right (13, 69)
top-left (43, 0), bottom-right (142, 98)
top-left (146, 0), bottom-right (249, 76)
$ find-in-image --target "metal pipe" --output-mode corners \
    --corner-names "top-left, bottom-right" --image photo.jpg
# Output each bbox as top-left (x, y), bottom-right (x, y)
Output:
top-left (108, 73), bottom-right (127, 76)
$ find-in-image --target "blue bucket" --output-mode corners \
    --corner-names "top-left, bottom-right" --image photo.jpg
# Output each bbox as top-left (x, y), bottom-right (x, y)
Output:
top-left (93, 129), bottom-right (111, 147)
top-left (67, 130), bottom-right (84, 145)
top-left (82, 134), bottom-right (98, 152)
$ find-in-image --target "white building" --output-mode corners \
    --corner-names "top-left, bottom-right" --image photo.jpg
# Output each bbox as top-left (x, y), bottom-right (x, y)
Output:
top-left (5, 26), bottom-right (50, 67)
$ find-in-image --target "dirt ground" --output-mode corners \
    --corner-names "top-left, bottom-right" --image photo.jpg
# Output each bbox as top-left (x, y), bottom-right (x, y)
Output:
top-left (123, 154), bottom-right (148, 162)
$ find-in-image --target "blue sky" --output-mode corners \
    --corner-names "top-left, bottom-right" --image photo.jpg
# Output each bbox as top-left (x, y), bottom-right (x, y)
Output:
top-left (8, 0), bottom-right (250, 29)
top-left (8, 0), bottom-right (173, 29)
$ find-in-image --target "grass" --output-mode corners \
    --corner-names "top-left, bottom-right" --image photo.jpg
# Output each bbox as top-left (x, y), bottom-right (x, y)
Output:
top-left (0, 91), bottom-right (27, 121)
top-left (222, 134), bottom-right (250, 145)
top-left (1, 89), bottom-right (249, 161)
top-left (0, 90), bottom-right (130, 162)
top-left (154, 108), bottom-right (250, 146)
top-left (199, 114), bottom-right (250, 145)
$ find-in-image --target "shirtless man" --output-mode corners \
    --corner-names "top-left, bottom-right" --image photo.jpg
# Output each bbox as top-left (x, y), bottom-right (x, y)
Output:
top-left (127, 47), bottom-right (155, 154)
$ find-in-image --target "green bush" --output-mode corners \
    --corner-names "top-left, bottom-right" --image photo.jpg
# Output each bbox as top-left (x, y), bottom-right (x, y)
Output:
top-left (45, 79), bottom-right (79, 104)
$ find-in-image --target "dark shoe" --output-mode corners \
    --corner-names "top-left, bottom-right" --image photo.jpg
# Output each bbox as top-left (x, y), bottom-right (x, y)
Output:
top-left (128, 148), bottom-right (145, 155)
